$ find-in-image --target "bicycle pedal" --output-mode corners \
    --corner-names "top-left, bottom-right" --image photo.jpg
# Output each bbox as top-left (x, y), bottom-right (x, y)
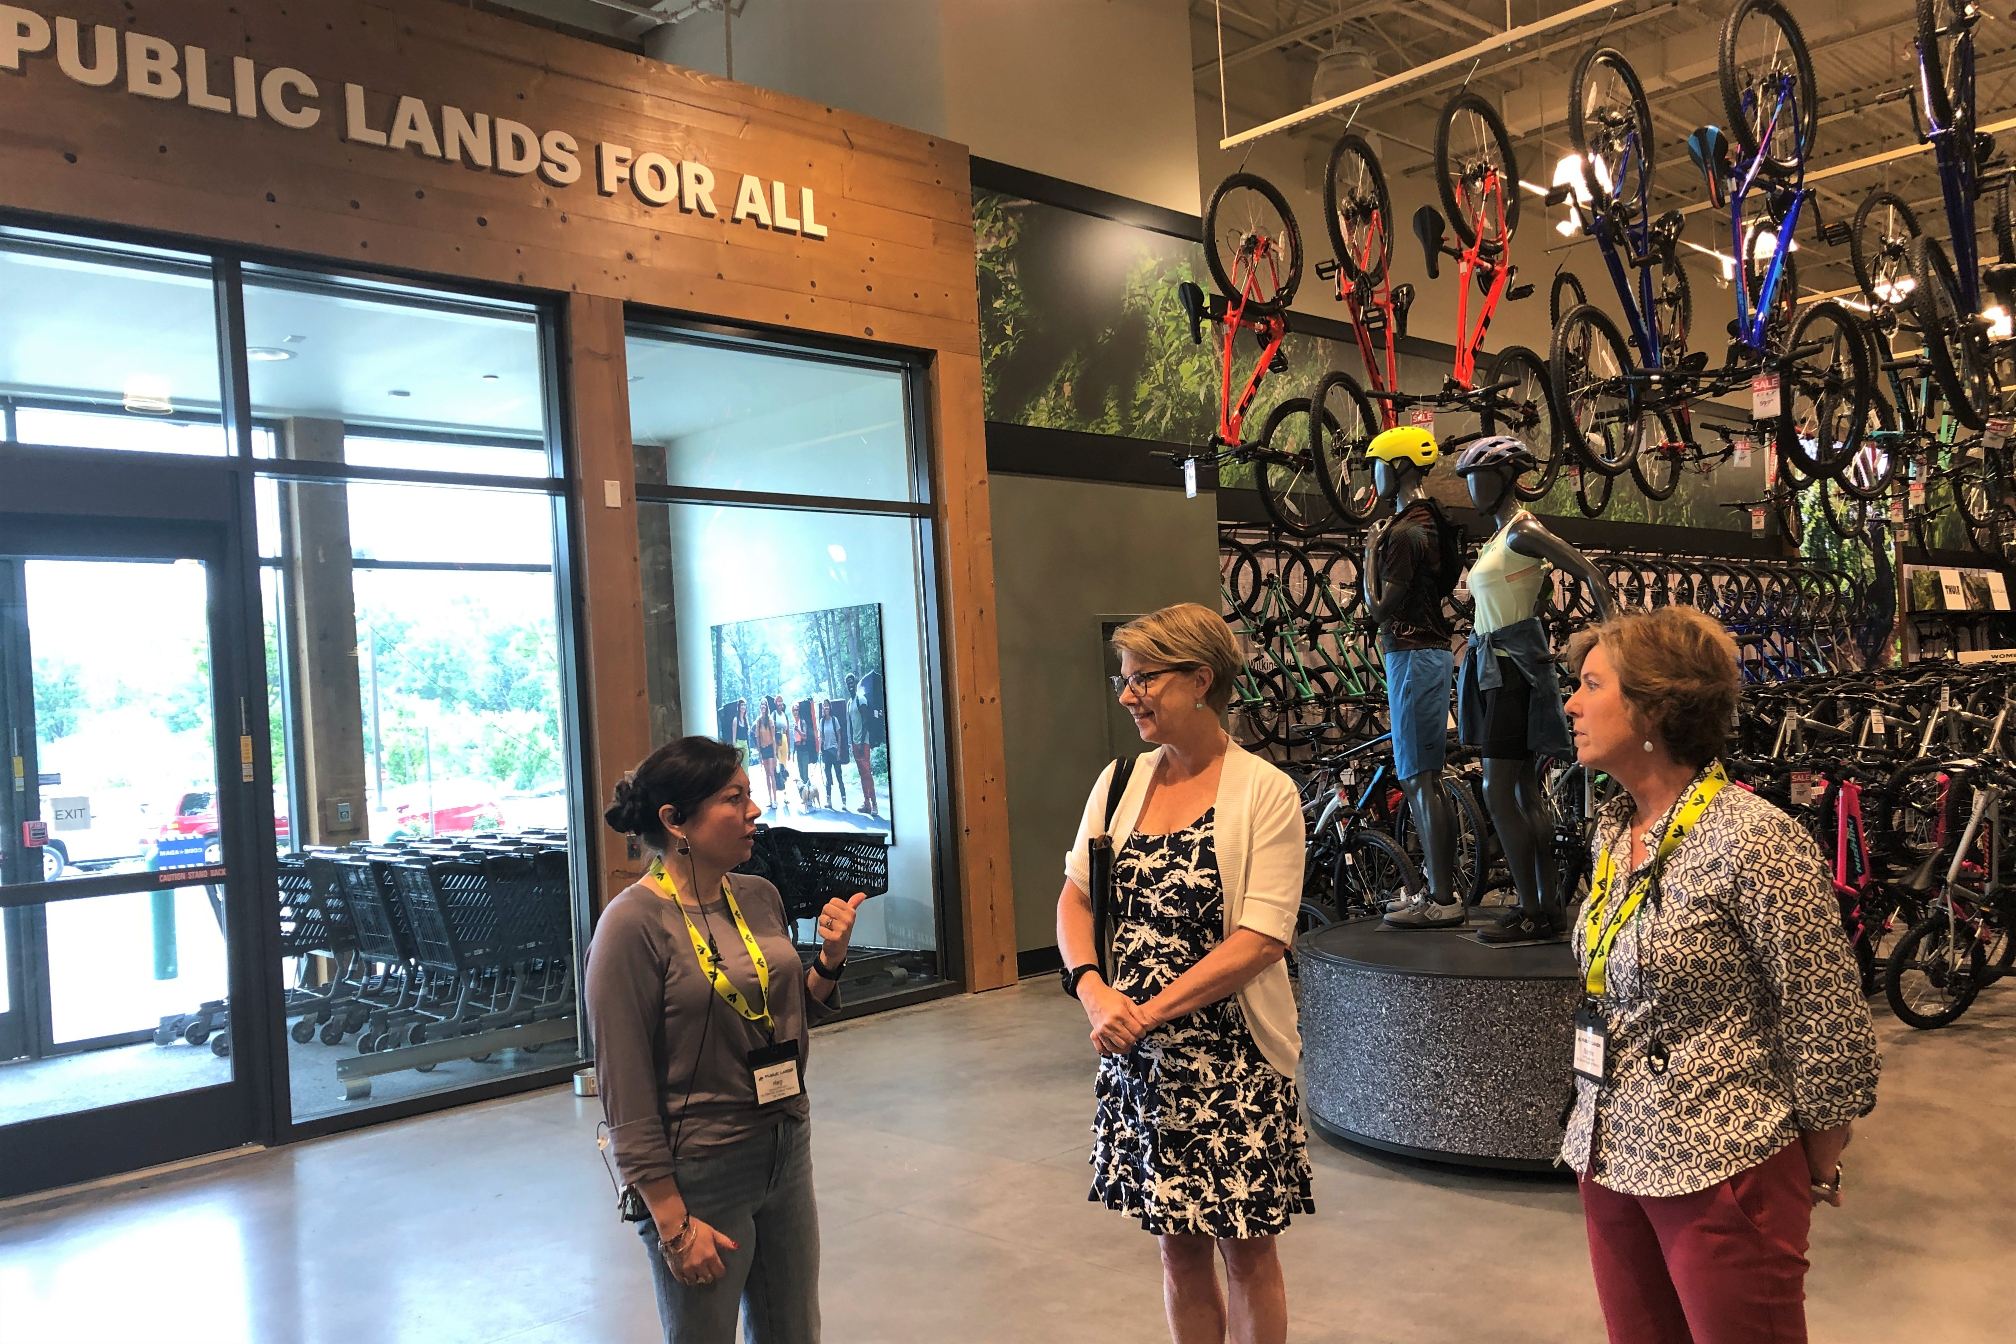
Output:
top-left (1268, 349), bottom-right (1289, 374)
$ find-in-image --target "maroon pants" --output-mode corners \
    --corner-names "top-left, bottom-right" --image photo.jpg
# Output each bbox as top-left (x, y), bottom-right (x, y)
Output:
top-left (1580, 1141), bottom-right (1813, 1344)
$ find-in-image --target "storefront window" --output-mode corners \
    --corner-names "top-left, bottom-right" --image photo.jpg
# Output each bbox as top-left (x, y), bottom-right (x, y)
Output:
top-left (628, 328), bottom-right (944, 1002)
top-left (0, 229), bottom-right (225, 455)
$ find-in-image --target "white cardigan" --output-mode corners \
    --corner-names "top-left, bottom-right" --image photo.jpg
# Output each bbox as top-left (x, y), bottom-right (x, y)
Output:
top-left (1063, 741), bottom-right (1306, 1077)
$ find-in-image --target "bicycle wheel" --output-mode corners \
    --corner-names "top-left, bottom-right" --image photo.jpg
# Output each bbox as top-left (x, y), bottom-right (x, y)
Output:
top-left (1820, 474), bottom-right (1878, 540)
top-left (1550, 270), bottom-right (1587, 329)
top-left (1256, 397), bottom-right (1340, 537)
top-left (1551, 304), bottom-right (1637, 475)
top-left (1778, 300), bottom-right (1873, 478)
top-left (1435, 93), bottom-right (1521, 254)
top-left (1203, 173), bottom-right (1303, 314)
top-left (1309, 371), bottom-right (1380, 523)
top-left (1916, 0), bottom-right (1975, 132)
top-left (1884, 912), bottom-right (1985, 1028)
top-left (1720, 0), bottom-right (1818, 179)
top-left (1258, 536), bottom-right (1322, 620)
top-left (1575, 461), bottom-right (1615, 517)
top-left (1628, 407), bottom-right (1686, 502)
top-left (1484, 345), bottom-right (1564, 500)
top-left (1323, 134), bottom-right (1393, 285)
top-left (1568, 47), bottom-right (1654, 218)
top-left (1332, 827), bottom-right (1424, 918)
top-left (1849, 190), bottom-right (1921, 308)
top-left (1910, 235), bottom-right (1993, 430)
top-left (1836, 391), bottom-right (1900, 500)
top-left (1654, 255), bottom-right (1692, 360)
top-left (1742, 221), bottom-right (1798, 350)
top-left (1948, 444), bottom-right (2013, 556)
top-left (1309, 542), bottom-right (1363, 618)
top-left (1223, 536), bottom-right (1266, 620)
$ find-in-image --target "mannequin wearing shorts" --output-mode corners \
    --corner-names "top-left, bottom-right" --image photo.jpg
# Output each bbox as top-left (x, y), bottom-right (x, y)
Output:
top-left (1454, 439), bottom-right (1615, 943)
top-left (1361, 426), bottom-right (1463, 930)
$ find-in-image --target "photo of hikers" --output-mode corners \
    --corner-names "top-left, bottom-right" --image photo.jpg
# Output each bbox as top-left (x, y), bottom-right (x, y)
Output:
top-left (712, 602), bottom-right (893, 837)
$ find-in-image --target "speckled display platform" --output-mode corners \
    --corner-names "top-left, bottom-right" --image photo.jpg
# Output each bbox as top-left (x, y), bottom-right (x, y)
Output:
top-left (1299, 918), bottom-right (1580, 1171)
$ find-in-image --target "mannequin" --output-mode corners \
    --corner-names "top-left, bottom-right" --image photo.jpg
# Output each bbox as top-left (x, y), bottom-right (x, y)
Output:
top-left (1453, 437), bottom-right (1616, 944)
top-left (1361, 426), bottom-right (1464, 930)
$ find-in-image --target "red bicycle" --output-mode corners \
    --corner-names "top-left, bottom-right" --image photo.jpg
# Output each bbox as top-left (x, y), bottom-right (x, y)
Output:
top-left (1176, 173), bottom-right (1345, 537)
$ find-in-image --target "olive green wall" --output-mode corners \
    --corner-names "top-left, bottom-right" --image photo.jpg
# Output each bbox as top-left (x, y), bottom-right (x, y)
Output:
top-left (989, 474), bottom-right (1221, 955)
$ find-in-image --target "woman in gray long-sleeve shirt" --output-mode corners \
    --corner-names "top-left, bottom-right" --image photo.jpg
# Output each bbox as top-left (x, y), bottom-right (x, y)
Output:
top-left (589, 736), bottom-right (867, 1344)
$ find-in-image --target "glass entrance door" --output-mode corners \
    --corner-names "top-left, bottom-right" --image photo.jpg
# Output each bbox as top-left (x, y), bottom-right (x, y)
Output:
top-left (0, 532), bottom-right (258, 1196)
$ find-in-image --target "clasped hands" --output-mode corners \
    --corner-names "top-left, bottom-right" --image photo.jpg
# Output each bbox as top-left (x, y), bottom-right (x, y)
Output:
top-left (1083, 978), bottom-right (1160, 1055)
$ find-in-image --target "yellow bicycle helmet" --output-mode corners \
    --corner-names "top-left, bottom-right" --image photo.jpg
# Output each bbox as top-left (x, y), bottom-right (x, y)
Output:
top-left (1365, 424), bottom-right (1439, 467)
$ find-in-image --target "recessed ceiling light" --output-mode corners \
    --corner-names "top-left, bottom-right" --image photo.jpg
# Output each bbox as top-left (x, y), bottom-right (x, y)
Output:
top-left (123, 374), bottom-right (173, 415)
top-left (246, 346), bottom-right (294, 362)
top-left (482, 373), bottom-right (500, 381)
top-left (388, 389), bottom-right (411, 397)
top-left (282, 334), bottom-right (306, 343)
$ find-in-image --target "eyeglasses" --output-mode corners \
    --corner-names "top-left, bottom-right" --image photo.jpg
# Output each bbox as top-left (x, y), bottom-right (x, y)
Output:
top-left (1110, 668), bottom-right (1186, 698)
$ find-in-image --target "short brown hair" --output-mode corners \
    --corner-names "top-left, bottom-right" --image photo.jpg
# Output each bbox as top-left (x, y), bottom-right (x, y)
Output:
top-left (1112, 602), bottom-right (1244, 714)
top-left (1566, 607), bottom-right (1741, 768)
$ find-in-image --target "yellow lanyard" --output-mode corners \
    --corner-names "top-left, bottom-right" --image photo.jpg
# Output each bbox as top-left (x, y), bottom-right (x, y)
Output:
top-left (648, 861), bottom-right (775, 1036)
top-left (1583, 762), bottom-right (1729, 997)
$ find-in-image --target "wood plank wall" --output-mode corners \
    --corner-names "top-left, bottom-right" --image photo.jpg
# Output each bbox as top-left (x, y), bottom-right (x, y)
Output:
top-left (0, 0), bottom-right (1017, 990)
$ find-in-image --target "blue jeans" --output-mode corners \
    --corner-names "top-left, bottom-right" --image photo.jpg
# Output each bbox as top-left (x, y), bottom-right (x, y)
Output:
top-left (637, 1117), bottom-right (820, 1344)
top-left (1383, 647), bottom-right (1455, 780)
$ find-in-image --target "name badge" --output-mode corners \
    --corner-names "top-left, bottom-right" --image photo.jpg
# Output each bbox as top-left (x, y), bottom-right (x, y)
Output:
top-left (750, 1039), bottom-right (802, 1105)
top-left (1572, 1002), bottom-right (1607, 1084)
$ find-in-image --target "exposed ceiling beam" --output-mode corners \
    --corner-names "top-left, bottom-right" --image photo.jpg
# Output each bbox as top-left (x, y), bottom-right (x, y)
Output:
top-left (1193, 1), bottom-right (1399, 75)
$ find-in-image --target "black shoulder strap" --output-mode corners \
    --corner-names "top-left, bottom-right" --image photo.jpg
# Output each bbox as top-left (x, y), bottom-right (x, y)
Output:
top-left (1102, 754), bottom-right (1140, 834)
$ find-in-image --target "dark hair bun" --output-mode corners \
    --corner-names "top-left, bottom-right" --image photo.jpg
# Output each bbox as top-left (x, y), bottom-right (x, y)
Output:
top-left (603, 737), bottom-right (743, 852)
top-left (603, 777), bottom-right (649, 836)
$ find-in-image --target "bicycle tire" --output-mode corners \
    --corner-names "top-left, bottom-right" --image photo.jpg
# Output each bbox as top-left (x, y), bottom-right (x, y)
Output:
top-left (1324, 133), bottom-right (1393, 285)
top-left (1203, 173), bottom-right (1303, 315)
top-left (1308, 541), bottom-right (1363, 618)
top-left (1224, 536), bottom-right (1267, 620)
top-left (1482, 344), bottom-right (1564, 500)
top-left (1870, 756), bottom-right (1959, 863)
top-left (1950, 445), bottom-right (2002, 555)
top-left (1720, 0), bottom-right (1818, 180)
top-left (1884, 912), bottom-right (1985, 1028)
top-left (1436, 92), bottom-right (1521, 254)
top-left (1332, 827), bottom-right (1424, 919)
top-left (1654, 255), bottom-right (1692, 360)
top-left (1909, 235), bottom-right (1993, 430)
top-left (1551, 303), bottom-right (1637, 476)
top-left (1628, 406), bottom-right (1686, 502)
top-left (1258, 536), bottom-right (1322, 621)
top-left (1819, 474), bottom-right (1875, 540)
top-left (1568, 47), bottom-right (1654, 219)
top-left (1309, 371), bottom-right (1381, 524)
top-left (1778, 299), bottom-right (1873, 478)
top-left (1849, 190), bottom-right (1921, 309)
top-left (1550, 270), bottom-right (1587, 329)
top-left (1257, 397), bottom-right (1341, 537)
top-left (1574, 462), bottom-right (1615, 517)
top-left (1916, 0), bottom-right (1971, 133)
top-left (1835, 389), bottom-right (1900, 500)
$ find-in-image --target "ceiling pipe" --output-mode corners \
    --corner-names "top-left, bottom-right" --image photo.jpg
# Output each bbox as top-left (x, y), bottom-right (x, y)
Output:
top-left (1219, 0), bottom-right (1646, 150)
top-left (1192, 1), bottom-right (1402, 76)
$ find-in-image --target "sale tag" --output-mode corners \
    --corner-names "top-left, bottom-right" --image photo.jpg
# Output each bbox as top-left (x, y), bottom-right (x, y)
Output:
top-left (1941, 683), bottom-right (1953, 710)
top-left (1910, 480), bottom-right (1927, 509)
top-left (1869, 707), bottom-right (1886, 736)
top-left (1986, 417), bottom-right (2012, 451)
top-left (1751, 507), bottom-right (1767, 533)
top-left (1891, 494), bottom-right (1907, 524)
top-left (1751, 373), bottom-right (1781, 419)
top-left (1733, 437), bottom-right (1754, 469)
top-left (1791, 770), bottom-right (1814, 806)
top-left (1411, 406), bottom-right (1436, 430)
top-left (1183, 458), bottom-right (1198, 499)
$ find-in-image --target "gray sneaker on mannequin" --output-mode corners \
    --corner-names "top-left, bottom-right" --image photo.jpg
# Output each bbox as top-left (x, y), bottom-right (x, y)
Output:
top-left (1381, 894), bottom-right (1466, 930)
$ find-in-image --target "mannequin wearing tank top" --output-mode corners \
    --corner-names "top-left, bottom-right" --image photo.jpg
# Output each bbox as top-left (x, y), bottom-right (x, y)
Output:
top-left (1464, 463), bottom-right (1615, 927)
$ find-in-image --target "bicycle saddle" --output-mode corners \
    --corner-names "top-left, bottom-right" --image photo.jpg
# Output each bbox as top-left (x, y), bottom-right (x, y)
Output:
top-left (1178, 280), bottom-right (1206, 346)
top-left (1391, 282), bottom-right (1415, 339)
top-left (1976, 130), bottom-right (2000, 170)
top-left (1687, 126), bottom-right (1731, 210)
top-left (1413, 205), bottom-right (1448, 281)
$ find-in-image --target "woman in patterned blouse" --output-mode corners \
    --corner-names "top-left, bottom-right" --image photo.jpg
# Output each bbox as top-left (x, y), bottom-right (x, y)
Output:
top-left (1055, 603), bottom-right (1311, 1344)
top-left (1561, 607), bottom-right (1880, 1344)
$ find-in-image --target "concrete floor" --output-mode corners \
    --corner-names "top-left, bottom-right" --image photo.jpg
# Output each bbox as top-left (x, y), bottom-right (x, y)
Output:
top-left (0, 980), bottom-right (2010, 1344)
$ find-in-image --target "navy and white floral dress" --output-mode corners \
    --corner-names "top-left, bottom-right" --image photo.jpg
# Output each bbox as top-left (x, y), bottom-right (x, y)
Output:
top-left (1089, 808), bottom-right (1316, 1237)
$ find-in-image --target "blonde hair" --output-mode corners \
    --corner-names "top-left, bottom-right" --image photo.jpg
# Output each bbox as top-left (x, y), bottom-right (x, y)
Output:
top-left (1111, 602), bottom-right (1243, 714)
top-left (1566, 607), bottom-right (1741, 767)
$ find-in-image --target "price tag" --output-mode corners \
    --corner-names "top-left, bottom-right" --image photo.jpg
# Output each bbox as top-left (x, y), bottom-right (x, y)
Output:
top-left (1343, 850), bottom-right (1356, 867)
top-left (1751, 373), bottom-right (1781, 419)
top-left (1986, 417), bottom-right (2012, 451)
top-left (1751, 507), bottom-right (1767, 533)
top-left (1910, 481), bottom-right (1927, 509)
top-left (1941, 683), bottom-right (1953, 711)
top-left (1732, 437), bottom-right (1754, 469)
top-left (1343, 768), bottom-right (1358, 788)
top-left (1411, 406), bottom-right (1436, 430)
top-left (1891, 494), bottom-right (1907, 524)
top-left (1869, 707), bottom-right (1886, 736)
top-left (240, 735), bottom-right (255, 784)
top-left (1183, 458), bottom-right (1198, 499)
top-left (1791, 770), bottom-right (1814, 806)
top-left (1988, 572), bottom-right (2011, 611)
top-left (1569, 464), bottom-right (1583, 485)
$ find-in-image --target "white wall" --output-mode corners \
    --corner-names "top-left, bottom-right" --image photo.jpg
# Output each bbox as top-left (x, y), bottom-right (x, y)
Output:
top-left (659, 502), bottom-right (938, 952)
top-left (649, 0), bottom-right (1201, 215)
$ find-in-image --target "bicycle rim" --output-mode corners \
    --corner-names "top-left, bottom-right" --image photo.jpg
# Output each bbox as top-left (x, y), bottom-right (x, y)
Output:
top-left (1655, 256), bottom-right (1692, 360)
top-left (1486, 345), bottom-right (1564, 500)
top-left (1779, 300), bottom-right (1873, 479)
top-left (1885, 913), bottom-right (1983, 1027)
top-left (1849, 190), bottom-right (1921, 309)
top-left (1333, 828), bottom-right (1423, 917)
top-left (1569, 47), bottom-right (1654, 218)
top-left (1550, 270), bottom-right (1587, 329)
top-left (1915, 0), bottom-right (1970, 131)
top-left (1910, 235), bottom-right (1992, 430)
top-left (1436, 93), bottom-right (1520, 253)
top-left (1720, 0), bottom-right (1818, 179)
top-left (1203, 173), bottom-right (1303, 314)
top-left (1310, 372), bottom-right (1381, 523)
top-left (1257, 397), bottom-right (1341, 537)
top-left (1324, 134), bottom-right (1393, 285)
top-left (1628, 408), bottom-right (1685, 501)
top-left (1551, 304), bottom-right (1636, 475)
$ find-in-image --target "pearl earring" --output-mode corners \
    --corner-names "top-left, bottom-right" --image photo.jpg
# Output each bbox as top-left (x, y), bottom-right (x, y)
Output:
top-left (1642, 740), bottom-right (1655, 753)
top-left (1195, 701), bottom-right (1207, 711)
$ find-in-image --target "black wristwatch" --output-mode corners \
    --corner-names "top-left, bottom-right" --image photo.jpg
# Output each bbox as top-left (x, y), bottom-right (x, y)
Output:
top-left (812, 953), bottom-right (847, 981)
top-left (1061, 963), bottom-right (1101, 1000)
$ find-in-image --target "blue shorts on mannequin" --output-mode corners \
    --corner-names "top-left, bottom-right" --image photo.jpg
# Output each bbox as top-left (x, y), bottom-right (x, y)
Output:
top-left (1383, 647), bottom-right (1455, 780)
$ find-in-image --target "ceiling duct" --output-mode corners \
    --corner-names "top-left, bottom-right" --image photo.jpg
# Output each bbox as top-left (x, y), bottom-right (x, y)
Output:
top-left (1312, 45), bottom-right (1381, 110)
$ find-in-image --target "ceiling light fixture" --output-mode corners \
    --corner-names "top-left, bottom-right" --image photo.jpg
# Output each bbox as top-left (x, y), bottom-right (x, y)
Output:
top-left (246, 346), bottom-right (294, 362)
top-left (1551, 154), bottom-right (1592, 207)
top-left (388, 389), bottom-right (411, 398)
top-left (122, 374), bottom-right (174, 415)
